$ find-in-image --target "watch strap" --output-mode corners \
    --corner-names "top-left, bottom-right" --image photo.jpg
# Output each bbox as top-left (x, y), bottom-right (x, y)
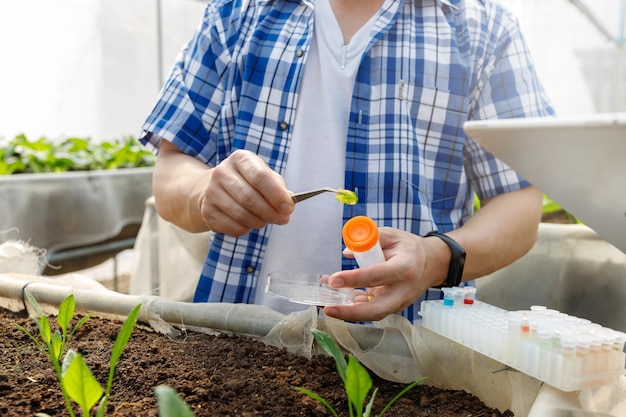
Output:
top-left (425, 231), bottom-right (466, 288)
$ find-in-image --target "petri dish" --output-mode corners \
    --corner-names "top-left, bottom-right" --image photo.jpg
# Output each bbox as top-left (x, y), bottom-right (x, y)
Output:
top-left (265, 271), bottom-right (354, 306)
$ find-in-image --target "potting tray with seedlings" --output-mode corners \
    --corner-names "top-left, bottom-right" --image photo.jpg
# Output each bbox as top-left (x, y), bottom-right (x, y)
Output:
top-left (419, 287), bottom-right (626, 392)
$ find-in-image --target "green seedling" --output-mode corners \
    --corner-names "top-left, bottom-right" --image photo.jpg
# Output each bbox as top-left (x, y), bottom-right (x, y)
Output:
top-left (14, 289), bottom-right (141, 417)
top-left (155, 385), bottom-right (196, 417)
top-left (297, 329), bottom-right (427, 417)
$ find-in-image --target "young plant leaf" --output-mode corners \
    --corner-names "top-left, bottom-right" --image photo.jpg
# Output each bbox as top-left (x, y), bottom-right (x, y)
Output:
top-left (13, 323), bottom-right (45, 353)
top-left (57, 294), bottom-right (75, 341)
top-left (364, 387), bottom-right (378, 417)
top-left (69, 313), bottom-right (92, 340)
top-left (155, 385), bottom-right (196, 417)
top-left (24, 288), bottom-right (46, 318)
top-left (109, 304), bottom-right (141, 367)
top-left (299, 330), bottom-right (428, 417)
top-left (62, 352), bottom-right (104, 413)
top-left (51, 330), bottom-right (64, 362)
top-left (311, 328), bottom-right (348, 382)
top-left (38, 316), bottom-right (52, 345)
top-left (345, 356), bottom-right (372, 417)
top-left (378, 377), bottom-right (428, 417)
top-left (98, 303), bottom-right (142, 417)
top-left (294, 387), bottom-right (339, 417)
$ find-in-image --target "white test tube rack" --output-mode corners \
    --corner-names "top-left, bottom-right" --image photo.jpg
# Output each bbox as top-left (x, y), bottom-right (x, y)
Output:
top-left (419, 287), bottom-right (626, 392)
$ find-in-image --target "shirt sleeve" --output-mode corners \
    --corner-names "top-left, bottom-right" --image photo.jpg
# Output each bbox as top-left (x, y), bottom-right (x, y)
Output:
top-left (464, 8), bottom-right (555, 200)
top-left (138, 2), bottom-right (226, 165)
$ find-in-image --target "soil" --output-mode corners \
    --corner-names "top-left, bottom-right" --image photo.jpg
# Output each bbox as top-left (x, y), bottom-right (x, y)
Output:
top-left (3, 215), bottom-right (572, 416)
top-left (0, 307), bottom-right (514, 417)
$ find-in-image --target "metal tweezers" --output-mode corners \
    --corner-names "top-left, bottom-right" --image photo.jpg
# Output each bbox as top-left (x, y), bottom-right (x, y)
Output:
top-left (291, 187), bottom-right (341, 203)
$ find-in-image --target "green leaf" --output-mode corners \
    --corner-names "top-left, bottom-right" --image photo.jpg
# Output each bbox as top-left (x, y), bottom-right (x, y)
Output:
top-left (62, 353), bottom-right (104, 412)
top-left (345, 356), bottom-right (372, 417)
top-left (62, 350), bottom-right (78, 376)
top-left (378, 377), bottom-right (427, 417)
top-left (364, 387), bottom-right (377, 417)
top-left (69, 313), bottom-right (92, 340)
top-left (58, 295), bottom-right (75, 341)
top-left (294, 387), bottom-right (339, 417)
top-left (312, 329), bottom-right (348, 383)
top-left (0, 134), bottom-right (155, 174)
top-left (13, 323), bottom-right (46, 353)
top-left (99, 304), bottom-right (141, 417)
top-left (155, 385), bottom-right (196, 417)
top-left (51, 330), bottom-right (64, 362)
top-left (38, 316), bottom-right (52, 345)
top-left (25, 288), bottom-right (46, 318)
top-left (110, 304), bottom-right (141, 368)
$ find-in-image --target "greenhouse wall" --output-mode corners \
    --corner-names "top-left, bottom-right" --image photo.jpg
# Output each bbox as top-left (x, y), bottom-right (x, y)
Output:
top-left (0, 0), bottom-right (623, 140)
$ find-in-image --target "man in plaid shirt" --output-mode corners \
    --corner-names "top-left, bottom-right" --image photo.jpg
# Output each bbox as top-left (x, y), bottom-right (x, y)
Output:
top-left (140, 0), bottom-right (554, 323)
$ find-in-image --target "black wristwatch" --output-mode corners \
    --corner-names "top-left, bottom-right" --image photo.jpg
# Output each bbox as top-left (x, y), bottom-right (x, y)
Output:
top-left (425, 231), bottom-right (466, 288)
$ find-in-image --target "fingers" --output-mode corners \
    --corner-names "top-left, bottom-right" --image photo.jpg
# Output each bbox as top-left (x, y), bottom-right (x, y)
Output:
top-left (229, 150), bottom-right (294, 216)
top-left (323, 230), bottom-right (430, 322)
top-left (201, 150), bottom-right (295, 236)
top-left (324, 286), bottom-right (408, 322)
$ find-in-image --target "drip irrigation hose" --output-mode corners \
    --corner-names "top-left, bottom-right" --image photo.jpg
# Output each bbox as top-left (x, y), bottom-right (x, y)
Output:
top-left (0, 274), bottom-right (412, 358)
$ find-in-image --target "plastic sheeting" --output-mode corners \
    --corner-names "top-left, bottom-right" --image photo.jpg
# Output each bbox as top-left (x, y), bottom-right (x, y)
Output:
top-left (129, 196), bottom-right (211, 300)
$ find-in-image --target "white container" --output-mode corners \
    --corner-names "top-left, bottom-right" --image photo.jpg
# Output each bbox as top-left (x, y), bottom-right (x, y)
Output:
top-left (341, 216), bottom-right (385, 268)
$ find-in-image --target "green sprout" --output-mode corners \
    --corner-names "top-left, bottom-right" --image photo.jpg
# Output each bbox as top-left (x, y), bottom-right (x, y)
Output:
top-left (336, 189), bottom-right (358, 205)
top-left (14, 289), bottom-right (141, 417)
top-left (297, 329), bottom-right (427, 417)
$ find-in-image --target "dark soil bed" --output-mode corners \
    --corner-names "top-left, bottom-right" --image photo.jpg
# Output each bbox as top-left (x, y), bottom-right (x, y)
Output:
top-left (0, 306), bottom-right (513, 417)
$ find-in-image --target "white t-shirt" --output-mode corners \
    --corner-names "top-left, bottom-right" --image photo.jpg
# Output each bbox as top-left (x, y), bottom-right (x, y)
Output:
top-left (254, 0), bottom-right (381, 313)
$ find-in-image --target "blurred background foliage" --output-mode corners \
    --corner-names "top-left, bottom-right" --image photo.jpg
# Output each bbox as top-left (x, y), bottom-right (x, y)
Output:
top-left (0, 135), bottom-right (155, 175)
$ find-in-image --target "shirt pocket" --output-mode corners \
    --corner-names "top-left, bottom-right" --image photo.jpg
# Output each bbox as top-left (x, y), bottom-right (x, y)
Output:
top-left (396, 82), bottom-right (470, 226)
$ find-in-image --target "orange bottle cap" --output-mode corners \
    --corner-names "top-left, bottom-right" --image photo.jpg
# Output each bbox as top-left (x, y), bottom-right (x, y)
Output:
top-left (342, 216), bottom-right (379, 252)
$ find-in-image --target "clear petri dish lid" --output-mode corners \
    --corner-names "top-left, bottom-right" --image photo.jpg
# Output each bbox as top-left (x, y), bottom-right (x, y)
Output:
top-left (265, 271), bottom-right (354, 306)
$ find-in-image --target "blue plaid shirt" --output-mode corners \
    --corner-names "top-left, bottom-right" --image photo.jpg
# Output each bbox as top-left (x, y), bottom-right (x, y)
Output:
top-left (140, 0), bottom-right (554, 322)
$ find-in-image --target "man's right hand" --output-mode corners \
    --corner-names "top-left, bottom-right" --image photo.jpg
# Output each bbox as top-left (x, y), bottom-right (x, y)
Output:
top-left (153, 140), bottom-right (294, 236)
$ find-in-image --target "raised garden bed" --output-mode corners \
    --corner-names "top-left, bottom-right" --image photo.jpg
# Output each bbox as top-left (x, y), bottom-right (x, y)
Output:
top-left (0, 135), bottom-right (154, 275)
top-left (0, 306), bottom-right (513, 416)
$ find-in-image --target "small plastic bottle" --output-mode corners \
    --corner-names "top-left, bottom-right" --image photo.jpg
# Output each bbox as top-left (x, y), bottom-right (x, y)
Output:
top-left (342, 216), bottom-right (386, 268)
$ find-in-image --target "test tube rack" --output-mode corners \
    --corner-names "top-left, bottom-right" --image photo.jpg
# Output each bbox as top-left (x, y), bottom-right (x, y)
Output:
top-left (419, 289), bottom-right (626, 392)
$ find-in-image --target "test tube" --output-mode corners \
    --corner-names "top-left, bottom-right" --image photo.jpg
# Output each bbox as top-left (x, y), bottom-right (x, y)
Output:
top-left (463, 287), bottom-right (476, 305)
top-left (507, 311), bottom-right (523, 368)
top-left (342, 216), bottom-right (386, 268)
top-left (611, 331), bottom-right (626, 371)
top-left (613, 331), bottom-right (626, 352)
top-left (537, 324), bottom-right (553, 381)
top-left (588, 333), bottom-right (604, 374)
top-left (452, 286), bottom-right (464, 307)
top-left (442, 287), bottom-right (455, 307)
top-left (559, 331), bottom-right (578, 390)
top-left (576, 334), bottom-right (592, 380)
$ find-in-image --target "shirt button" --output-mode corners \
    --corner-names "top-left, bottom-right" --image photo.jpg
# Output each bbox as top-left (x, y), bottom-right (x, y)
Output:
top-left (245, 265), bottom-right (255, 274)
top-left (296, 48), bottom-right (304, 58)
top-left (279, 121), bottom-right (288, 131)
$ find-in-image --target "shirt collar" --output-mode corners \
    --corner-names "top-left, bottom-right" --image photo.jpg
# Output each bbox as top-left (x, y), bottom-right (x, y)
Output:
top-left (438, 0), bottom-right (460, 10)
